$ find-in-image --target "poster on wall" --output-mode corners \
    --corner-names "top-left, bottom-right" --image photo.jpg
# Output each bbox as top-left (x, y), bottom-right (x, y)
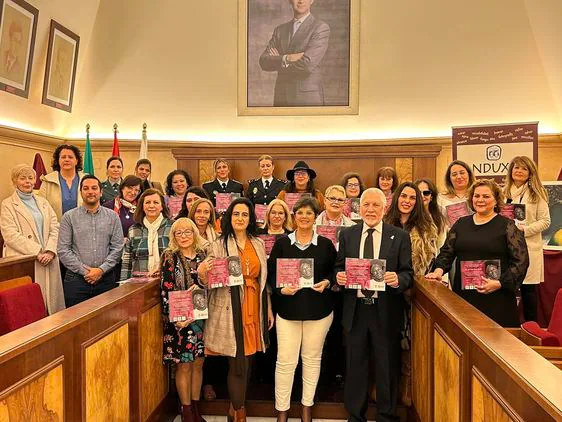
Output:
top-left (238, 0), bottom-right (360, 116)
top-left (543, 181), bottom-right (562, 250)
top-left (452, 122), bottom-right (538, 182)
top-left (0, 0), bottom-right (38, 98)
top-left (42, 20), bottom-right (80, 112)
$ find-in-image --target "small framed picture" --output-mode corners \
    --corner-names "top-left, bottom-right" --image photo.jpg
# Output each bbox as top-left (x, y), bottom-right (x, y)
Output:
top-left (42, 20), bottom-right (80, 112)
top-left (0, 0), bottom-right (39, 98)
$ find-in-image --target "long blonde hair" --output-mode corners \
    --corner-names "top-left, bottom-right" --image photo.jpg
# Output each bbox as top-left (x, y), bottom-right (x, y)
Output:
top-left (504, 156), bottom-right (548, 203)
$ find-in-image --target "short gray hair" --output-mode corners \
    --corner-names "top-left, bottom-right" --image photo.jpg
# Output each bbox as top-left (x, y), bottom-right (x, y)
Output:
top-left (360, 188), bottom-right (386, 207)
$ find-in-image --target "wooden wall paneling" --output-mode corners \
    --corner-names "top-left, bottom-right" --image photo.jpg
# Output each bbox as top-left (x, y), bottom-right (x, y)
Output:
top-left (83, 322), bottom-right (130, 422)
top-left (471, 368), bottom-right (519, 422)
top-left (433, 325), bottom-right (461, 422)
top-left (172, 143), bottom-right (442, 194)
top-left (139, 303), bottom-right (169, 421)
top-left (199, 160), bottom-right (215, 185)
top-left (413, 157), bottom-right (436, 183)
top-left (412, 303), bottom-right (432, 422)
top-left (395, 158), bottom-right (414, 183)
top-left (0, 357), bottom-right (64, 421)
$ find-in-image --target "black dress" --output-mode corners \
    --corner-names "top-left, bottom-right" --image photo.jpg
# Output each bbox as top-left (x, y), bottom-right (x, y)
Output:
top-left (434, 214), bottom-right (529, 327)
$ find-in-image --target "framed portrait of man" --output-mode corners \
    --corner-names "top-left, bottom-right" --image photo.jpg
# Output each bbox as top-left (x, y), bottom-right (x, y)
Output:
top-left (42, 20), bottom-right (80, 112)
top-left (238, 0), bottom-right (359, 116)
top-left (0, 0), bottom-right (38, 98)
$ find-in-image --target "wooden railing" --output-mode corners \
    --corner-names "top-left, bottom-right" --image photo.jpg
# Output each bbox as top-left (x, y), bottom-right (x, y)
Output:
top-left (0, 280), bottom-right (175, 422)
top-left (3, 271), bottom-right (562, 421)
top-left (412, 276), bottom-right (562, 422)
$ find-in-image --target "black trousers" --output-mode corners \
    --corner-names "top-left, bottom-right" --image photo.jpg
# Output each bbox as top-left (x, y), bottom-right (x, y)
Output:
top-left (63, 269), bottom-right (117, 308)
top-left (344, 301), bottom-right (400, 422)
top-left (520, 284), bottom-right (538, 322)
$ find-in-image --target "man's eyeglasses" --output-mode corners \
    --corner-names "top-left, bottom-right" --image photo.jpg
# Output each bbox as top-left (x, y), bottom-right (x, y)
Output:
top-left (327, 197), bottom-right (346, 204)
top-left (421, 190), bottom-right (432, 197)
top-left (174, 230), bottom-right (194, 237)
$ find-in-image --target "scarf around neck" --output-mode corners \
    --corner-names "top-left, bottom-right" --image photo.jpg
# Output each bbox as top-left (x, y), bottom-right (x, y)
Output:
top-left (143, 213), bottom-right (164, 272)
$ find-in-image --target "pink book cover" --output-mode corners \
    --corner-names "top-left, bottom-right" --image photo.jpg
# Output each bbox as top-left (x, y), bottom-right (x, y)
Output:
top-left (345, 258), bottom-right (370, 289)
top-left (258, 234), bottom-right (277, 256)
top-left (255, 204), bottom-right (268, 223)
top-left (216, 193), bottom-right (234, 213)
top-left (208, 257), bottom-right (244, 288)
top-left (284, 193), bottom-right (309, 213)
top-left (316, 225), bottom-right (342, 248)
top-left (446, 201), bottom-right (471, 226)
top-left (500, 204), bottom-right (526, 222)
top-left (276, 258), bottom-right (314, 288)
top-left (168, 289), bottom-right (208, 322)
top-left (460, 259), bottom-right (501, 290)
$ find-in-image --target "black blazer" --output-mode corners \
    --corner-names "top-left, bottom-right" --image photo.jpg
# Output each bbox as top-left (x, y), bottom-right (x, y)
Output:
top-left (246, 177), bottom-right (286, 205)
top-left (202, 179), bottom-right (244, 206)
top-left (335, 222), bottom-right (413, 335)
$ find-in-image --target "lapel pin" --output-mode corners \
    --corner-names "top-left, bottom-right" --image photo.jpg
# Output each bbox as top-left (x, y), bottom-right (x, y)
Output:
top-left (390, 235), bottom-right (395, 240)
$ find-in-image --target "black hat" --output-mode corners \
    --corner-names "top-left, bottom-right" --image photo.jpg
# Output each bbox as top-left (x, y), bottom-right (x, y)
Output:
top-left (286, 161), bottom-right (317, 181)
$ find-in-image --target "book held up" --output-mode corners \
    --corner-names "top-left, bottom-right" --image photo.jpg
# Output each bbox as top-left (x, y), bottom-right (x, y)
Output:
top-left (208, 257), bottom-right (244, 288)
top-left (276, 258), bottom-right (314, 289)
top-left (168, 288), bottom-right (209, 322)
top-left (345, 258), bottom-right (387, 291)
top-left (460, 259), bottom-right (501, 290)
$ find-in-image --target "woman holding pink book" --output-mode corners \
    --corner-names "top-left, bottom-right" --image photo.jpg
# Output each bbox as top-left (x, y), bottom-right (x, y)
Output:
top-left (267, 196), bottom-right (337, 422)
top-left (426, 179), bottom-right (529, 327)
top-left (198, 197), bottom-right (274, 422)
top-left (160, 217), bottom-right (209, 422)
top-left (276, 161), bottom-right (325, 212)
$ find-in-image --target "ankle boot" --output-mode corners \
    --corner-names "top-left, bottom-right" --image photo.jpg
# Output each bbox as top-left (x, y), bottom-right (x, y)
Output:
top-left (301, 404), bottom-right (312, 422)
top-left (192, 400), bottom-right (206, 422)
top-left (181, 404), bottom-right (195, 422)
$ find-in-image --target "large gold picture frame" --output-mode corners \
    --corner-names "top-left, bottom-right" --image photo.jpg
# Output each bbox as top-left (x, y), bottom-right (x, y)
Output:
top-left (41, 20), bottom-right (80, 112)
top-left (238, 0), bottom-right (360, 116)
top-left (0, 0), bottom-right (38, 99)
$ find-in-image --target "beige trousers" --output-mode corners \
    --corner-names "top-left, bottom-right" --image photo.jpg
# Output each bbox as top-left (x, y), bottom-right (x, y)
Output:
top-left (275, 312), bottom-right (333, 411)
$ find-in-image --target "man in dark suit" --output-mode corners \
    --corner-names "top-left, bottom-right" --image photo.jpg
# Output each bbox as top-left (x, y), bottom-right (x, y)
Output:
top-left (335, 188), bottom-right (413, 422)
top-left (202, 158), bottom-right (244, 206)
top-left (246, 155), bottom-right (286, 206)
top-left (259, 0), bottom-right (330, 107)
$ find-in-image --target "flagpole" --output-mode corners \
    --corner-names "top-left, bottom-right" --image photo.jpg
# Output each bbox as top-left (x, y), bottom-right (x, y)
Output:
top-left (112, 123), bottom-right (120, 157)
top-left (140, 123), bottom-right (148, 159)
top-left (84, 123), bottom-right (95, 175)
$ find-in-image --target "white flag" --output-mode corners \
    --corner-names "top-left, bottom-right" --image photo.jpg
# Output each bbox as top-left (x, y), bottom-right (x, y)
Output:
top-left (139, 123), bottom-right (148, 159)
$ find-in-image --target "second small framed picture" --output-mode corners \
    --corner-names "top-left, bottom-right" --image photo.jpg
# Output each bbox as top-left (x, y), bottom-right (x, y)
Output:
top-left (42, 20), bottom-right (80, 112)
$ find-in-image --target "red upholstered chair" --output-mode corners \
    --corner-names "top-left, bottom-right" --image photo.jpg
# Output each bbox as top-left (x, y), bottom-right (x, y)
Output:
top-left (521, 288), bottom-right (562, 346)
top-left (0, 283), bottom-right (47, 336)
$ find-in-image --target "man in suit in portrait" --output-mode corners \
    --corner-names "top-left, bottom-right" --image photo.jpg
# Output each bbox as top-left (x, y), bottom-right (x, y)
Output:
top-left (259, 0), bottom-right (330, 107)
top-left (335, 188), bottom-right (413, 422)
top-left (202, 158), bottom-right (244, 207)
top-left (246, 155), bottom-right (286, 206)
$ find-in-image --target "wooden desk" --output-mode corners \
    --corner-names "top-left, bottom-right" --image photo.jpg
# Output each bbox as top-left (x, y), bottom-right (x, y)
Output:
top-left (412, 276), bottom-right (562, 421)
top-left (0, 280), bottom-right (175, 421)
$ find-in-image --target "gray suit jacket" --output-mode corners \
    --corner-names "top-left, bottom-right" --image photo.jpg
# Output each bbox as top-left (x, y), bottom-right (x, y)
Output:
top-left (259, 14), bottom-right (330, 107)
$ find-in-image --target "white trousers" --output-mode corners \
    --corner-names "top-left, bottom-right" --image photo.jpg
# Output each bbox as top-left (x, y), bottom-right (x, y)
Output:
top-left (275, 312), bottom-right (334, 411)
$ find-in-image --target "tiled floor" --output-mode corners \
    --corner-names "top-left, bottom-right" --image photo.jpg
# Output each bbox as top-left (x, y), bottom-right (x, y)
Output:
top-left (173, 416), bottom-right (344, 422)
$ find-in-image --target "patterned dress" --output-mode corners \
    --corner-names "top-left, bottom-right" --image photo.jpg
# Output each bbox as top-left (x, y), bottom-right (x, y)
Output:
top-left (161, 251), bottom-right (206, 363)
